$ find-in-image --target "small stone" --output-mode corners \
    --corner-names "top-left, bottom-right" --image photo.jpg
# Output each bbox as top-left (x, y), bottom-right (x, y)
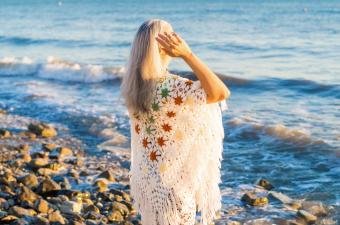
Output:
top-left (18, 131), bottom-right (37, 140)
top-left (110, 189), bottom-right (131, 202)
top-left (28, 122), bottom-right (57, 138)
top-left (34, 215), bottom-right (50, 225)
top-left (297, 209), bottom-right (317, 223)
top-left (9, 206), bottom-right (37, 217)
top-left (0, 109), bottom-right (7, 114)
top-left (35, 198), bottom-right (49, 213)
top-left (21, 153), bottom-right (32, 163)
top-left (93, 178), bottom-right (108, 192)
top-left (18, 186), bottom-right (39, 203)
top-left (83, 205), bottom-right (100, 214)
top-left (37, 177), bottom-right (61, 194)
top-left (302, 201), bottom-right (328, 216)
top-left (42, 143), bottom-right (57, 151)
top-left (29, 157), bottom-right (49, 168)
top-left (48, 210), bottom-right (66, 224)
top-left (241, 192), bottom-right (268, 206)
top-left (85, 219), bottom-right (99, 225)
top-left (111, 201), bottom-right (130, 217)
top-left (0, 215), bottom-right (18, 223)
top-left (0, 198), bottom-right (9, 210)
top-left (107, 210), bottom-right (124, 222)
top-left (0, 172), bottom-right (16, 185)
top-left (79, 171), bottom-right (89, 176)
top-left (37, 168), bottom-right (55, 176)
top-left (98, 169), bottom-right (116, 182)
top-left (0, 129), bottom-right (11, 138)
top-left (58, 147), bottom-right (73, 156)
top-left (60, 200), bottom-right (82, 214)
top-left (256, 178), bottom-right (274, 190)
top-left (0, 210), bottom-right (7, 218)
top-left (20, 173), bottom-right (38, 188)
top-left (15, 144), bottom-right (30, 153)
top-left (268, 191), bottom-right (294, 204)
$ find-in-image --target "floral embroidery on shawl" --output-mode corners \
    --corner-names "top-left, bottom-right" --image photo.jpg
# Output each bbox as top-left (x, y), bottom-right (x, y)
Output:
top-left (128, 73), bottom-right (225, 225)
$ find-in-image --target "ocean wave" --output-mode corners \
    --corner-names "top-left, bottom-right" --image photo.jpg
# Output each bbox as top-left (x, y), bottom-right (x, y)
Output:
top-left (0, 56), bottom-right (125, 83)
top-left (0, 56), bottom-right (338, 98)
top-left (0, 56), bottom-right (38, 76)
top-left (226, 116), bottom-right (325, 145)
top-left (38, 56), bottom-right (125, 82)
top-left (176, 70), bottom-right (339, 98)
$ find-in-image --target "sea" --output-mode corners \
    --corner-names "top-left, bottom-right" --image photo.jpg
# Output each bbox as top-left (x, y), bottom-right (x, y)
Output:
top-left (0, 0), bottom-right (339, 222)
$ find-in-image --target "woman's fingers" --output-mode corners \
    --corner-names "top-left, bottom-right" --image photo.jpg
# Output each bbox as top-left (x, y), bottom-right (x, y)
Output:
top-left (164, 32), bottom-right (179, 46)
top-left (171, 32), bottom-right (182, 43)
top-left (159, 33), bottom-right (179, 48)
top-left (158, 33), bottom-right (175, 47)
top-left (156, 36), bottom-right (171, 49)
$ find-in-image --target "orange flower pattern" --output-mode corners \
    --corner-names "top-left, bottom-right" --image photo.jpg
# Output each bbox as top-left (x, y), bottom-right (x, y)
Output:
top-left (130, 73), bottom-right (207, 169)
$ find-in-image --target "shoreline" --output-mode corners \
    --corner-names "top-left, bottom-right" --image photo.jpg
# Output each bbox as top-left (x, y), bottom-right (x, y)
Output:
top-left (0, 109), bottom-right (337, 224)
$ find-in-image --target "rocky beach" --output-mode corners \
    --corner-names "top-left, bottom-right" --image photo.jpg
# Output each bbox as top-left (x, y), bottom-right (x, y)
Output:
top-left (0, 109), bottom-right (337, 224)
top-left (1, 0), bottom-right (339, 224)
top-left (0, 109), bottom-right (138, 224)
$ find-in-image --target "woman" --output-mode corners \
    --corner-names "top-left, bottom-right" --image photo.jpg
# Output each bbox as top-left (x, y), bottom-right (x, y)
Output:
top-left (121, 19), bottom-right (230, 225)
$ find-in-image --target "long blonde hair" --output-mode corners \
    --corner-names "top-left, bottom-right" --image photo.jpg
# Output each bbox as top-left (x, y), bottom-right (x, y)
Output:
top-left (120, 19), bottom-right (173, 113)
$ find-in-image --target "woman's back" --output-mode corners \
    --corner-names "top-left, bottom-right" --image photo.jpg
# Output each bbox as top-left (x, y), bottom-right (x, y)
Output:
top-left (128, 73), bottom-right (225, 225)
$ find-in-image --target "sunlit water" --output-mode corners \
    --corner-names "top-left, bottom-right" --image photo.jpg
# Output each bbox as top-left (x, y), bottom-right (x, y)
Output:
top-left (0, 0), bottom-right (339, 221)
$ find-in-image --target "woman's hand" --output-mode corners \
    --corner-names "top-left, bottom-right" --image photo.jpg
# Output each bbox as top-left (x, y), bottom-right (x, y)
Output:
top-left (155, 32), bottom-right (192, 58)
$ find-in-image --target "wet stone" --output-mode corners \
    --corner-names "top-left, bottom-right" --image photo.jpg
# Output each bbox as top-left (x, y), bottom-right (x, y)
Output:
top-left (35, 198), bottom-right (49, 213)
top-left (93, 178), bottom-right (108, 192)
top-left (19, 186), bottom-right (39, 203)
top-left (0, 129), bottom-right (11, 138)
top-left (107, 210), bottom-right (124, 222)
top-left (256, 178), bottom-right (274, 190)
top-left (34, 215), bottom-right (50, 225)
top-left (296, 209), bottom-right (317, 224)
top-left (20, 173), bottom-right (38, 188)
top-left (28, 122), bottom-right (57, 138)
top-left (48, 210), bottom-right (66, 224)
top-left (301, 201), bottom-right (328, 216)
top-left (60, 200), bottom-right (82, 214)
top-left (42, 143), bottom-right (58, 151)
top-left (9, 206), bottom-right (37, 217)
top-left (98, 169), bottom-right (116, 182)
top-left (37, 177), bottom-right (61, 194)
top-left (241, 192), bottom-right (269, 206)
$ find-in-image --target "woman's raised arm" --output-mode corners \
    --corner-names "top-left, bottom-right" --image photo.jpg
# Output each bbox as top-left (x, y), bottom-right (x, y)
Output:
top-left (156, 32), bottom-right (230, 103)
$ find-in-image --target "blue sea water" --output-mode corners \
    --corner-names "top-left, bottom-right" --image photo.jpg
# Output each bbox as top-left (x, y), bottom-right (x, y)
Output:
top-left (0, 0), bottom-right (339, 222)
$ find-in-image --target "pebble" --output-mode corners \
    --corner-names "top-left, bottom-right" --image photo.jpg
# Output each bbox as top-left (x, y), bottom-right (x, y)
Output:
top-left (241, 192), bottom-right (269, 206)
top-left (256, 178), bottom-right (274, 190)
top-left (98, 169), bottom-right (116, 182)
top-left (28, 122), bottom-right (57, 138)
top-left (60, 200), bottom-right (82, 214)
top-left (9, 206), bottom-right (37, 217)
top-left (48, 210), bottom-right (66, 224)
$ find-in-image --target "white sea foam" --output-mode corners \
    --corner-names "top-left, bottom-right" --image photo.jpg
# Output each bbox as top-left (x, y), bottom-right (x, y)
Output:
top-left (0, 56), bottom-right (125, 83)
top-left (226, 116), bottom-right (324, 144)
top-left (0, 56), bottom-right (38, 76)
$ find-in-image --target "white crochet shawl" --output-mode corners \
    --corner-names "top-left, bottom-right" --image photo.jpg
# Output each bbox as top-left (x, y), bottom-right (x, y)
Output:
top-left (128, 74), bottom-right (226, 225)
